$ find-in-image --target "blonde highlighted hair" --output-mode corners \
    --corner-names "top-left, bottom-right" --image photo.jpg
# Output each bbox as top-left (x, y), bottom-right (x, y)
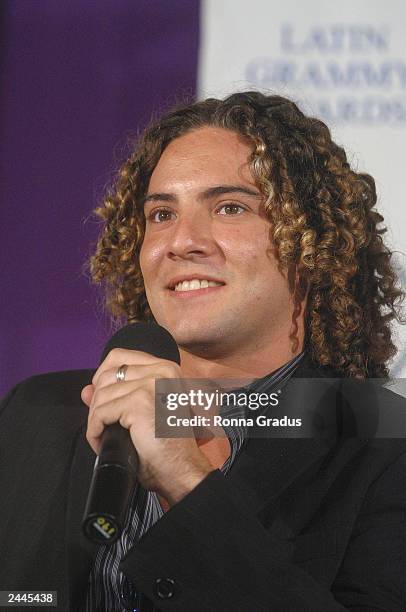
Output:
top-left (90, 91), bottom-right (404, 377)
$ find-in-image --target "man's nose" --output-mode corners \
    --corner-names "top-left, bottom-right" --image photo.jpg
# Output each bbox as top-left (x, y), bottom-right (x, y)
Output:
top-left (166, 211), bottom-right (216, 260)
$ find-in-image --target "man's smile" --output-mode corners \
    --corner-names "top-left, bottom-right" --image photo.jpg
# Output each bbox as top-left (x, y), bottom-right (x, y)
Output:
top-left (166, 274), bottom-right (226, 294)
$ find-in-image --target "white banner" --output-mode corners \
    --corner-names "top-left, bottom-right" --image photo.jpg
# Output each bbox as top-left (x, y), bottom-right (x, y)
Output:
top-left (198, 0), bottom-right (406, 375)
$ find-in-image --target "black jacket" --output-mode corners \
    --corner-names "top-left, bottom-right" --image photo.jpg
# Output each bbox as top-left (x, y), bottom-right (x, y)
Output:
top-left (1, 359), bottom-right (406, 611)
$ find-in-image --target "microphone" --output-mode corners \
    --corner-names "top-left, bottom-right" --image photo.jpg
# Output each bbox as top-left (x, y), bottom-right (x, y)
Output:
top-left (82, 322), bottom-right (180, 545)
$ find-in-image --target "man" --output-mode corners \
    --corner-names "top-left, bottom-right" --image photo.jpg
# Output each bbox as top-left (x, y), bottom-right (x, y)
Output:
top-left (1, 92), bottom-right (405, 611)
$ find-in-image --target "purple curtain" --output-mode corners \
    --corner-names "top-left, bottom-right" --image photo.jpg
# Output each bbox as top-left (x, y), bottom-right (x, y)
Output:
top-left (0, 0), bottom-right (200, 396)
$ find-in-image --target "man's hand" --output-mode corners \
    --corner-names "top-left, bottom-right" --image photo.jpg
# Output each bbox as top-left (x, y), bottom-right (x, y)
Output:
top-left (81, 348), bottom-right (214, 506)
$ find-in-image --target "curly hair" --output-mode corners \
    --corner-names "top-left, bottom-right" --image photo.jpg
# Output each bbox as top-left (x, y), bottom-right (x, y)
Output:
top-left (90, 91), bottom-right (404, 378)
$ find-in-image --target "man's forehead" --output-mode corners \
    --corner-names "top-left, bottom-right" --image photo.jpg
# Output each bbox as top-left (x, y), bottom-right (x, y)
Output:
top-left (153, 128), bottom-right (253, 169)
top-left (147, 129), bottom-right (259, 197)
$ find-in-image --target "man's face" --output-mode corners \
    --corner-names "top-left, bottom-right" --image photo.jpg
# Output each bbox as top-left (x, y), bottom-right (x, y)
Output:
top-left (140, 127), bottom-right (296, 358)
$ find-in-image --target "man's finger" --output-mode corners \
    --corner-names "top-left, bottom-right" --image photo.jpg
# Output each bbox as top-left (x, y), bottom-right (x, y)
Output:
top-left (92, 348), bottom-right (175, 386)
top-left (81, 384), bottom-right (94, 407)
top-left (94, 362), bottom-right (178, 390)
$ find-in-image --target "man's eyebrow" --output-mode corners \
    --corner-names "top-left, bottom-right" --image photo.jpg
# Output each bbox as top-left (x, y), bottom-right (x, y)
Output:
top-left (200, 185), bottom-right (262, 200)
top-left (143, 192), bottom-right (176, 205)
top-left (143, 185), bottom-right (261, 205)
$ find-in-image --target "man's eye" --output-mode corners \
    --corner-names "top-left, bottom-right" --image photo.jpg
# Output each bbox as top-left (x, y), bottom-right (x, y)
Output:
top-left (148, 208), bottom-right (174, 223)
top-left (217, 203), bottom-right (246, 215)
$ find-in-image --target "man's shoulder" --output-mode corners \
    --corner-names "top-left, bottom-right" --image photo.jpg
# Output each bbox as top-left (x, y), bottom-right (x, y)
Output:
top-left (333, 382), bottom-right (406, 480)
top-left (10, 368), bottom-right (94, 401)
top-left (0, 369), bottom-right (95, 429)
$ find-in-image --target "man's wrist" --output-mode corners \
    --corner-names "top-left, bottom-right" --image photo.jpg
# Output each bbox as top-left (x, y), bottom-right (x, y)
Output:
top-left (162, 466), bottom-right (215, 506)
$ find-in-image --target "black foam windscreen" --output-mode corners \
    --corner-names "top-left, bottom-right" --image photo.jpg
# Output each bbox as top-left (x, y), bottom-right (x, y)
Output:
top-left (100, 322), bottom-right (180, 365)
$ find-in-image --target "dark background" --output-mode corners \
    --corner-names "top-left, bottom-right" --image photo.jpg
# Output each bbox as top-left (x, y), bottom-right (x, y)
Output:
top-left (0, 1), bottom-right (200, 396)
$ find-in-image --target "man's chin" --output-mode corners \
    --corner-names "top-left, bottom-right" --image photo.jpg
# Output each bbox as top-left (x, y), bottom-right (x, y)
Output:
top-left (155, 316), bottom-right (233, 354)
top-left (175, 333), bottom-right (235, 360)
top-left (165, 325), bottom-right (221, 352)
top-left (173, 333), bottom-right (213, 350)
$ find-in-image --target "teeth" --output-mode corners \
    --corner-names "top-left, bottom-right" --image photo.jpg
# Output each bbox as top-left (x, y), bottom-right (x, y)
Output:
top-left (174, 279), bottom-right (222, 292)
top-left (189, 279), bottom-right (201, 290)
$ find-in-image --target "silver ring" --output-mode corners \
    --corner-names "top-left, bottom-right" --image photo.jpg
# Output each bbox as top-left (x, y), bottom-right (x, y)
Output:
top-left (116, 364), bottom-right (128, 383)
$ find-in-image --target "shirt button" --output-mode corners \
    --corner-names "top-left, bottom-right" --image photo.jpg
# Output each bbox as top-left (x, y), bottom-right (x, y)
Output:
top-left (120, 578), bottom-right (139, 610)
top-left (154, 577), bottom-right (177, 599)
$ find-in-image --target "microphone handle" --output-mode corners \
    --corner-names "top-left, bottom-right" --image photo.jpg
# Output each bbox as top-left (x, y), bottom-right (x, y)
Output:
top-left (82, 423), bottom-right (138, 544)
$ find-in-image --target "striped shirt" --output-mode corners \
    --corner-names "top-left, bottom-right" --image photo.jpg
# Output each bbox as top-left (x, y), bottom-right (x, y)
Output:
top-left (86, 351), bottom-right (304, 611)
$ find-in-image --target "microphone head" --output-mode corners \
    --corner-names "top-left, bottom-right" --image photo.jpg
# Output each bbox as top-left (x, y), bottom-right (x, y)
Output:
top-left (100, 322), bottom-right (180, 365)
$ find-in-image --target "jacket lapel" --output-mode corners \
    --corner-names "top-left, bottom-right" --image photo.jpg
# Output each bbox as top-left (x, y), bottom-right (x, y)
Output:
top-left (224, 358), bottom-right (368, 568)
top-left (227, 436), bottom-right (335, 523)
top-left (226, 355), bottom-right (339, 515)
